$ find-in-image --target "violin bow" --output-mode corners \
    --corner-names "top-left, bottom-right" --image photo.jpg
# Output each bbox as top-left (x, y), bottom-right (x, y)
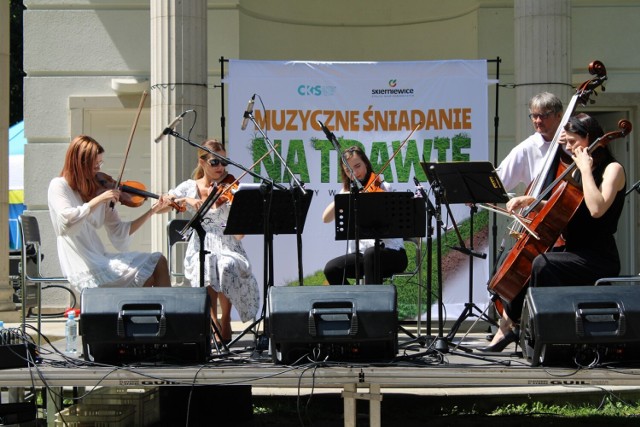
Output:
top-left (362, 121), bottom-right (423, 192)
top-left (213, 144), bottom-right (280, 202)
top-left (109, 90), bottom-right (147, 208)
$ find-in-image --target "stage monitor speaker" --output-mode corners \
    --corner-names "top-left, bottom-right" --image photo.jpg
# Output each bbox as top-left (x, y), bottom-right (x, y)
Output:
top-left (267, 285), bottom-right (397, 364)
top-left (80, 287), bottom-right (211, 365)
top-left (520, 285), bottom-right (640, 367)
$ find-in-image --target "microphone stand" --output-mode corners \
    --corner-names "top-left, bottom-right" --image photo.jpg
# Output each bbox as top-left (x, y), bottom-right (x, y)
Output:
top-left (166, 130), bottom-right (282, 352)
top-left (318, 121), bottom-right (365, 284)
top-left (242, 110), bottom-right (312, 289)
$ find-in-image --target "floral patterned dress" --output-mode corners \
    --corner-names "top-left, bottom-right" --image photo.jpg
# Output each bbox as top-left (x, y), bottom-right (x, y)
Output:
top-left (170, 180), bottom-right (260, 322)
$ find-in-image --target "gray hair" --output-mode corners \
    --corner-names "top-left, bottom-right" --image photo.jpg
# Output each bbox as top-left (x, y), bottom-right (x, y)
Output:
top-left (529, 92), bottom-right (563, 114)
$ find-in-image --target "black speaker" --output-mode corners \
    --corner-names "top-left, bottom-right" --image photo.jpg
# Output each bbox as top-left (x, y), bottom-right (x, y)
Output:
top-left (520, 285), bottom-right (640, 367)
top-left (80, 287), bottom-right (211, 364)
top-left (267, 285), bottom-right (397, 364)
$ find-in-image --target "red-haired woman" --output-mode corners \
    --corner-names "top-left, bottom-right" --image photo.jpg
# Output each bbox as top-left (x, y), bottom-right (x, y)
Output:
top-left (47, 135), bottom-right (171, 291)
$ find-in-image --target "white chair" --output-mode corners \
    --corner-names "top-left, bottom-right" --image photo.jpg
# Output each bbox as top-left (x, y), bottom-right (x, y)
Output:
top-left (18, 214), bottom-right (71, 342)
top-left (390, 237), bottom-right (423, 285)
top-left (166, 218), bottom-right (190, 284)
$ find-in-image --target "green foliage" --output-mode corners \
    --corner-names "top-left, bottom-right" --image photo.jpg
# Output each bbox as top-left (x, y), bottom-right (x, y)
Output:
top-left (492, 397), bottom-right (640, 417)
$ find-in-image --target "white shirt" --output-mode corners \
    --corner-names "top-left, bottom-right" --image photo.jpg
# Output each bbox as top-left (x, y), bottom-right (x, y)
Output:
top-left (495, 132), bottom-right (552, 192)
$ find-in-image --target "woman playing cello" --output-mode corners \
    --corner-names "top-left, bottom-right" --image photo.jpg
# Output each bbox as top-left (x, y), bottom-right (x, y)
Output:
top-left (481, 113), bottom-right (627, 352)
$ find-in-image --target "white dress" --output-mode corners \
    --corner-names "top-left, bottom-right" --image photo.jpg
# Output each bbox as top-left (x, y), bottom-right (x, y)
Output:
top-left (47, 177), bottom-right (162, 292)
top-left (170, 179), bottom-right (260, 322)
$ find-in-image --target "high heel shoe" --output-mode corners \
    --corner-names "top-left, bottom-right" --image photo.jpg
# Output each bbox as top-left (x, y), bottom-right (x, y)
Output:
top-left (477, 329), bottom-right (518, 353)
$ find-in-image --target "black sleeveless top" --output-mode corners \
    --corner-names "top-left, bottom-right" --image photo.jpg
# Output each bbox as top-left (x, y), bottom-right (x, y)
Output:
top-left (563, 153), bottom-right (625, 264)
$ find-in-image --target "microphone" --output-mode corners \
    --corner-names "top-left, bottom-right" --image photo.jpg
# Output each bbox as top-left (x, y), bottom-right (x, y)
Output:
top-left (240, 94), bottom-right (256, 131)
top-left (450, 245), bottom-right (487, 259)
top-left (317, 120), bottom-right (337, 143)
top-left (413, 176), bottom-right (428, 200)
top-left (154, 111), bottom-right (188, 143)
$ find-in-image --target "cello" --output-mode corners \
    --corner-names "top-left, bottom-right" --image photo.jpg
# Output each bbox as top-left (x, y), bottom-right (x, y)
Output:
top-left (489, 119), bottom-right (632, 302)
top-left (488, 60), bottom-right (609, 302)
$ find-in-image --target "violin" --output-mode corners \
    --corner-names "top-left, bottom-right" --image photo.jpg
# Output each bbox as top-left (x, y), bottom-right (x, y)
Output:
top-left (96, 172), bottom-right (186, 212)
top-left (361, 173), bottom-right (385, 193)
top-left (212, 173), bottom-right (239, 207)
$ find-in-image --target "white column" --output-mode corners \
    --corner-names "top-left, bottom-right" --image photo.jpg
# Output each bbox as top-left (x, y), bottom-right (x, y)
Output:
top-left (150, 0), bottom-right (208, 252)
top-left (514, 0), bottom-right (571, 143)
top-left (0, 1), bottom-right (15, 310)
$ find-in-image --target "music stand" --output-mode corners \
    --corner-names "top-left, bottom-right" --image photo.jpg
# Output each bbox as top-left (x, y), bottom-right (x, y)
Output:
top-left (422, 161), bottom-right (509, 358)
top-left (334, 192), bottom-right (426, 284)
top-left (224, 183), bottom-right (313, 350)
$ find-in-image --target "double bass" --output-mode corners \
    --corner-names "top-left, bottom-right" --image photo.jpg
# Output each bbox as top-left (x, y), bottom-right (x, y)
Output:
top-left (488, 61), bottom-right (611, 302)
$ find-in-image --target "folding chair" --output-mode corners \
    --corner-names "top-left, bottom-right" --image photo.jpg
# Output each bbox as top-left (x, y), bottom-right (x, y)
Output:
top-left (166, 218), bottom-right (190, 284)
top-left (18, 214), bottom-right (71, 343)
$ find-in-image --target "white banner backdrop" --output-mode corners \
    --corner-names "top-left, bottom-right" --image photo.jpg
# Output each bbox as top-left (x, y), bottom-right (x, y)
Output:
top-left (225, 60), bottom-right (494, 320)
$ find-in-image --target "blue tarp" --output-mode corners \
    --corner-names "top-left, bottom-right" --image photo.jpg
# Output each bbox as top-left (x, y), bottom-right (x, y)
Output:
top-left (8, 121), bottom-right (25, 250)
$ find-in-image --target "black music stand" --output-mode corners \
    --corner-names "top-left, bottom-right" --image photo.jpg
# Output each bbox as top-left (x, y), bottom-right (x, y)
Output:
top-left (223, 183), bottom-right (313, 351)
top-left (422, 161), bottom-right (509, 359)
top-left (334, 192), bottom-right (426, 284)
top-left (179, 184), bottom-right (228, 354)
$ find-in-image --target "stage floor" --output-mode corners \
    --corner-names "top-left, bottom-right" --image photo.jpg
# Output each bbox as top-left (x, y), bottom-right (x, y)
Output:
top-left (2, 319), bottom-right (640, 393)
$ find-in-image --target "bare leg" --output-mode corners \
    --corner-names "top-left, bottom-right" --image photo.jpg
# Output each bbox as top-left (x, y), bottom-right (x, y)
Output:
top-left (487, 309), bottom-right (515, 346)
top-left (218, 293), bottom-right (233, 341)
top-left (206, 286), bottom-right (224, 343)
top-left (143, 256), bottom-right (171, 287)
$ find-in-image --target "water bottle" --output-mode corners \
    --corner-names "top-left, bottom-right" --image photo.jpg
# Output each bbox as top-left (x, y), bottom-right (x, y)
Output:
top-left (0, 320), bottom-right (5, 345)
top-left (65, 312), bottom-right (77, 354)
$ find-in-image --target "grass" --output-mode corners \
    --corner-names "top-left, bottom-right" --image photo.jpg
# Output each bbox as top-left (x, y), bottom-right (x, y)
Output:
top-left (248, 393), bottom-right (640, 426)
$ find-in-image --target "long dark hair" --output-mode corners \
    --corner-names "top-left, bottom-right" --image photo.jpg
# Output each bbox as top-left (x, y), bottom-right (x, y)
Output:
top-left (339, 146), bottom-right (373, 191)
top-left (564, 113), bottom-right (612, 166)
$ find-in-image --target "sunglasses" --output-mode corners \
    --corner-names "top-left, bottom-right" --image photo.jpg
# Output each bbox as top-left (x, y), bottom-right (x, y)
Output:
top-left (208, 158), bottom-right (228, 167)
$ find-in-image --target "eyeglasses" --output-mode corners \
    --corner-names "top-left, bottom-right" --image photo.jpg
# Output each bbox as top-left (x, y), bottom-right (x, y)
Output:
top-left (208, 158), bottom-right (228, 167)
top-left (528, 112), bottom-right (554, 120)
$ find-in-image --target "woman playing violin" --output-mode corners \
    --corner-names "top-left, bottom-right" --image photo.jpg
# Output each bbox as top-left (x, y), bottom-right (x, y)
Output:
top-left (162, 139), bottom-right (260, 345)
top-left (47, 135), bottom-right (172, 291)
top-left (482, 114), bottom-right (626, 352)
top-left (322, 145), bottom-right (408, 285)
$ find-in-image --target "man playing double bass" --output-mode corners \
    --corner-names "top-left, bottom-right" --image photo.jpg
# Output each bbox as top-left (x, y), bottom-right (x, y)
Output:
top-left (496, 92), bottom-right (564, 192)
top-left (480, 92), bottom-right (564, 351)
top-left (482, 113), bottom-right (627, 353)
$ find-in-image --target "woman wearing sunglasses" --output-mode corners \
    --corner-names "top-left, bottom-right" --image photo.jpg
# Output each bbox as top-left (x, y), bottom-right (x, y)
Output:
top-left (162, 139), bottom-right (260, 346)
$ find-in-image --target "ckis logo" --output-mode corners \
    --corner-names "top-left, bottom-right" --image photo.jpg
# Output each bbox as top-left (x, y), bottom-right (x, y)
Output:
top-left (389, 79), bottom-right (397, 88)
top-left (297, 84), bottom-right (336, 96)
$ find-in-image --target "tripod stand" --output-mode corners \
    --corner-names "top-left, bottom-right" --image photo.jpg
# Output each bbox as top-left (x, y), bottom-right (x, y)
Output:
top-left (223, 184), bottom-right (313, 352)
top-left (422, 161), bottom-right (510, 360)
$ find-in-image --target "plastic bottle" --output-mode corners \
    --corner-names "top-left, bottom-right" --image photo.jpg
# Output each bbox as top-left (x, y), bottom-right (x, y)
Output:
top-left (65, 312), bottom-right (77, 354)
top-left (0, 320), bottom-right (5, 345)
